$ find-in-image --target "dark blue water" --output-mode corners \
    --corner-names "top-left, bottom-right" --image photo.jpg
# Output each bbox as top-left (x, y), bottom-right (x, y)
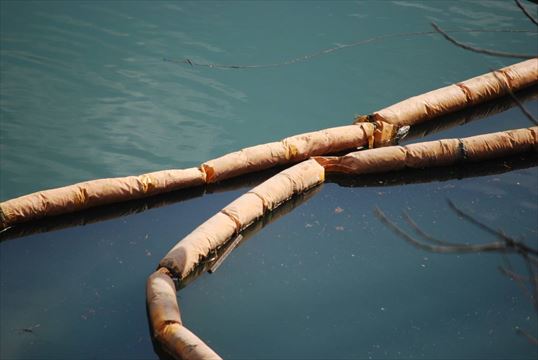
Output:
top-left (1, 1), bottom-right (537, 359)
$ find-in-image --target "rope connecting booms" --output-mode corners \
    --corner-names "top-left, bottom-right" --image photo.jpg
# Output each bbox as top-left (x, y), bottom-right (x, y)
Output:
top-left (1, 59), bottom-right (537, 359)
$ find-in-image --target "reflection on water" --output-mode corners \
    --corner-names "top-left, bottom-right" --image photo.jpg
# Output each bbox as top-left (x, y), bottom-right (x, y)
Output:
top-left (1, 1), bottom-right (537, 359)
top-left (2, 153), bottom-right (536, 244)
top-left (1, 155), bottom-right (536, 359)
top-left (0, 166), bottom-right (282, 242)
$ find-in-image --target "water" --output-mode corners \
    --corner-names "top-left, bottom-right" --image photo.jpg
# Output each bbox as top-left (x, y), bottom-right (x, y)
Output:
top-left (0, 1), bottom-right (537, 359)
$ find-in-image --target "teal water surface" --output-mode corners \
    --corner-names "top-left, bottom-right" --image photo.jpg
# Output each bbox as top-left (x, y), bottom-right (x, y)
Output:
top-left (1, 1), bottom-right (537, 359)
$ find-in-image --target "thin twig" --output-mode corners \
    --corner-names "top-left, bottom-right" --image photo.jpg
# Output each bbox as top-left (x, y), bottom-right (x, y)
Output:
top-left (447, 199), bottom-right (514, 241)
top-left (523, 254), bottom-right (538, 311)
top-left (447, 200), bottom-right (538, 257)
top-left (499, 265), bottom-right (538, 312)
top-left (431, 22), bottom-right (536, 59)
top-left (490, 69), bottom-right (538, 125)
top-left (374, 208), bottom-right (507, 254)
top-left (499, 266), bottom-right (538, 282)
top-left (403, 210), bottom-right (465, 246)
top-left (377, 204), bottom-right (538, 256)
top-left (164, 28), bottom-right (537, 69)
top-left (515, 0), bottom-right (538, 26)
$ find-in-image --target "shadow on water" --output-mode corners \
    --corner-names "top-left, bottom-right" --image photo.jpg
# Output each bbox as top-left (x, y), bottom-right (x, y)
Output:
top-left (0, 166), bottom-right (283, 242)
top-left (2, 152), bottom-right (536, 243)
top-left (329, 153), bottom-right (538, 188)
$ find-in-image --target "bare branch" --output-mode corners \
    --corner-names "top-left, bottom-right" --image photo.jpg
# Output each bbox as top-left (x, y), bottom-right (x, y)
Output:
top-left (374, 208), bottom-right (507, 254)
top-left (377, 201), bottom-right (538, 344)
top-left (431, 22), bottom-right (536, 59)
top-left (403, 210), bottom-right (464, 246)
top-left (447, 199), bottom-right (513, 240)
top-left (447, 199), bottom-right (538, 257)
top-left (499, 266), bottom-right (538, 282)
top-left (499, 265), bottom-right (538, 312)
top-left (515, 0), bottom-right (538, 26)
top-left (523, 255), bottom-right (538, 311)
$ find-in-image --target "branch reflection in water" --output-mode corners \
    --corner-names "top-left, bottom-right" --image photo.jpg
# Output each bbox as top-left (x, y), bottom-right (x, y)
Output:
top-left (374, 193), bottom-right (538, 345)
